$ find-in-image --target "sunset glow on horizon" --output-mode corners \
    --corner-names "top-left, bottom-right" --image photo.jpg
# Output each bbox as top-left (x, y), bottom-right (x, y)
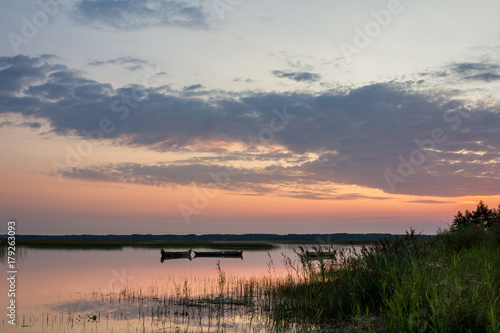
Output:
top-left (1, 0), bottom-right (499, 235)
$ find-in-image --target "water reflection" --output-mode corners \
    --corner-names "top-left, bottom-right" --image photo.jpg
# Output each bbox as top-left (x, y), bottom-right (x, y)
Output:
top-left (192, 250), bottom-right (243, 259)
top-left (0, 244), bottom-right (360, 332)
top-left (0, 245), bottom-right (27, 263)
top-left (160, 249), bottom-right (245, 262)
top-left (51, 275), bottom-right (274, 333)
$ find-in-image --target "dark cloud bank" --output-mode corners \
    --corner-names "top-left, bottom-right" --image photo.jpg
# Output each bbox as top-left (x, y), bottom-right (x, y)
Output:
top-left (1, 55), bottom-right (499, 198)
top-left (72, 0), bottom-right (210, 30)
top-left (272, 70), bottom-right (321, 82)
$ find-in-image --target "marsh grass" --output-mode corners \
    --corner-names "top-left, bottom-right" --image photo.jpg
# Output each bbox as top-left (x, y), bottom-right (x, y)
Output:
top-left (80, 273), bottom-right (280, 332)
top-left (268, 228), bottom-right (500, 332)
top-left (7, 227), bottom-right (498, 332)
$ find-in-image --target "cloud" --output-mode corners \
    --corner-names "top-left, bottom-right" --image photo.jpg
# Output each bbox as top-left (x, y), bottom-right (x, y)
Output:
top-left (449, 61), bottom-right (500, 82)
top-left (0, 120), bottom-right (42, 129)
top-left (404, 199), bottom-right (455, 204)
top-left (464, 73), bottom-right (500, 82)
top-left (2, 55), bottom-right (500, 198)
top-left (452, 62), bottom-right (499, 75)
top-left (272, 70), bottom-right (321, 82)
top-left (61, 161), bottom-right (393, 201)
top-left (417, 61), bottom-right (500, 85)
top-left (183, 84), bottom-right (204, 91)
top-left (72, 0), bottom-right (210, 30)
top-left (88, 56), bottom-right (153, 71)
top-left (233, 78), bottom-right (254, 83)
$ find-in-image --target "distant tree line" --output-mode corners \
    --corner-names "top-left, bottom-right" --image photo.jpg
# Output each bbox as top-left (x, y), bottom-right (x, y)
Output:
top-left (0, 233), bottom-right (435, 242)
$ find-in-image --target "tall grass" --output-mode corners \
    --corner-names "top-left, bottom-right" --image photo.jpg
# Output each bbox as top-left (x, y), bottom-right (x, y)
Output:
top-left (267, 228), bottom-right (500, 332)
top-left (25, 227), bottom-right (497, 332)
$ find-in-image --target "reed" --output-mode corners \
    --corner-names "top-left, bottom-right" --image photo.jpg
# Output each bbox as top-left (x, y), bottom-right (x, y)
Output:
top-left (7, 224), bottom-right (498, 332)
top-left (267, 227), bottom-right (500, 332)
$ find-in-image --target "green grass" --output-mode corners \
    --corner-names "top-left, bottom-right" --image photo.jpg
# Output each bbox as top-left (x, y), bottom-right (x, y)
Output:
top-left (2, 222), bottom-right (498, 331)
top-left (266, 227), bottom-right (500, 332)
top-left (0, 239), bottom-right (277, 250)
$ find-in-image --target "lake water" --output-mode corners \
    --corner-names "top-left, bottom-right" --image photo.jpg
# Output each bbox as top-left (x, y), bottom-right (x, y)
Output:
top-left (1, 244), bottom-right (358, 333)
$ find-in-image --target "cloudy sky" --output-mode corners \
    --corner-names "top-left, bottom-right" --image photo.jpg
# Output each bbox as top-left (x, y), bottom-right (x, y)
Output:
top-left (1, 0), bottom-right (499, 235)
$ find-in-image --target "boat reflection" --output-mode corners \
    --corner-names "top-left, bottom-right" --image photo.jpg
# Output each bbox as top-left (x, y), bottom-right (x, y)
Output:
top-left (160, 248), bottom-right (192, 262)
top-left (193, 250), bottom-right (243, 259)
top-left (160, 249), bottom-right (244, 262)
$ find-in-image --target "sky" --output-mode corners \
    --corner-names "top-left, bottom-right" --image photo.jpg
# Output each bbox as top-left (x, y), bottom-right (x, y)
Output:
top-left (0, 0), bottom-right (499, 235)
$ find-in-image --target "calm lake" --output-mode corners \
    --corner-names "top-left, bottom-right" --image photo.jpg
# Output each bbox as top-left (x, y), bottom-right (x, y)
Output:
top-left (1, 244), bottom-right (358, 333)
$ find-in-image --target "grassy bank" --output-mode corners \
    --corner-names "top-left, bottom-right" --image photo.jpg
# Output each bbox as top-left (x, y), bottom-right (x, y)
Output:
top-left (267, 226), bottom-right (500, 332)
top-left (0, 239), bottom-right (277, 250)
top-left (70, 225), bottom-right (498, 332)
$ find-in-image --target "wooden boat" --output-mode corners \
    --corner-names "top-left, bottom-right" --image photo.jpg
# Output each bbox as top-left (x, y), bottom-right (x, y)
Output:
top-left (161, 248), bottom-right (192, 259)
top-left (193, 250), bottom-right (243, 258)
top-left (302, 251), bottom-right (336, 260)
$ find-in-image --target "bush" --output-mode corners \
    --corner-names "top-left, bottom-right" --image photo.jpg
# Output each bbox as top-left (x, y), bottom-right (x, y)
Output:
top-left (440, 225), bottom-right (490, 252)
top-left (451, 201), bottom-right (500, 230)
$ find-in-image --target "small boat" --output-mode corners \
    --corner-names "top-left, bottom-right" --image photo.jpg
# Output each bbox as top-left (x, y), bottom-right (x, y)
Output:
top-left (161, 248), bottom-right (192, 259)
top-left (302, 251), bottom-right (336, 260)
top-left (193, 250), bottom-right (243, 258)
